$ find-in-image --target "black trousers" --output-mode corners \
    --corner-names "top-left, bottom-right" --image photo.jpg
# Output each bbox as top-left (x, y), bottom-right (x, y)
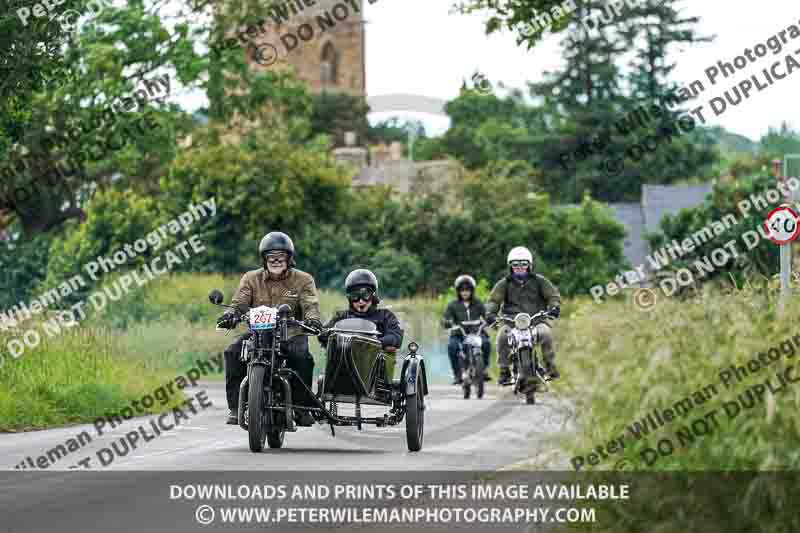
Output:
top-left (447, 334), bottom-right (491, 374)
top-left (224, 334), bottom-right (315, 410)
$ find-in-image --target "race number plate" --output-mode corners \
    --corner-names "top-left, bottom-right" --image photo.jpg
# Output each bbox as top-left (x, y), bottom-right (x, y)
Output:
top-left (249, 306), bottom-right (278, 330)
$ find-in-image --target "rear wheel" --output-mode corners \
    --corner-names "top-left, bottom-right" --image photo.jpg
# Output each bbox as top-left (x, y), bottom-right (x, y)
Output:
top-left (266, 409), bottom-right (285, 449)
top-left (405, 371), bottom-right (425, 452)
top-left (463, 383), bottom-right (471, 399)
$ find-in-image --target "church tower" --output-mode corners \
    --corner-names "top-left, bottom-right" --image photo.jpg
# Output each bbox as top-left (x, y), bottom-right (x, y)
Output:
top-left (253, 0), bottom-right (366, 98)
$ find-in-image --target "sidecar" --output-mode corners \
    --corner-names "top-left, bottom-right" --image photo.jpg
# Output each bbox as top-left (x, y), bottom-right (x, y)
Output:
top-left (318, 318), bottom-right (428, 452)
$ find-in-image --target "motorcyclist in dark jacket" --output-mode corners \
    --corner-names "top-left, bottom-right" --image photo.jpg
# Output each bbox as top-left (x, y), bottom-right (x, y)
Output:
top-left (441, 275), bottom-right (491, 385)
top-left (319, 269), bottom-right (403, 352)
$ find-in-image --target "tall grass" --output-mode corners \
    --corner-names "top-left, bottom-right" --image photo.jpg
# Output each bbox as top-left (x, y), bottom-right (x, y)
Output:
top-left (555, 287), bottom-right (800, 532)
top-left (0, 327), bottom-right (184, 430)
top-left (558, 287), bottom-right (800, 470)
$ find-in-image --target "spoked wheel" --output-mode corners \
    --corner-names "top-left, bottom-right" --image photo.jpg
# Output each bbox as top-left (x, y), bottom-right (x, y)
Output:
top-left (248, 366), bottom-right (285, 451)
top-left (405, 372), bottom-right (425, 452)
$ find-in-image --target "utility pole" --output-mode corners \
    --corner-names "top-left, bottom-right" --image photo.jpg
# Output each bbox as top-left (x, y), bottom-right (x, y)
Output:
top-left (772, 159), bottom-right (793, 313)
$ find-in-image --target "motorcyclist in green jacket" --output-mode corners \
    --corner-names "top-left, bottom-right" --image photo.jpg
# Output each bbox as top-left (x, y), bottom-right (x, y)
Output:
top-left (485, 246), bottom-right (561, 384)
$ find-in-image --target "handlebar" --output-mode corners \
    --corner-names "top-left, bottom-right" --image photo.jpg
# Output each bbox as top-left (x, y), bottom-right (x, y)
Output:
top-left (287, 319), bottom-right (321, 335)
top-left (490, 310), bottom-right (555, 329)
top-left (216, 312), bottom-right (320, 335)
top-left (449, 319), bottom-right (487, 335)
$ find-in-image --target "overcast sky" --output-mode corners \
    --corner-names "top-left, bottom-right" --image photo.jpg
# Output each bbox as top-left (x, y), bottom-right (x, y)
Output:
top-left (173, 1), bottom-right (799, 142)
top-left (363, 0), bottom-right (800, 141)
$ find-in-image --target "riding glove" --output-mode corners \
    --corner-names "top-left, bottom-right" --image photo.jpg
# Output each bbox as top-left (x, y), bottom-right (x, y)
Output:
top-left (216, 311), bottom-right (238, 329)
top-left (548, 306), bottom-right (560, 318)
top-left (305, 318), bottom-right (323, 335)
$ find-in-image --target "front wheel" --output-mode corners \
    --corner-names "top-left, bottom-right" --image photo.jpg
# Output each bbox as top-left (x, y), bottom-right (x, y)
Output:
top-left (247, 366), bottom-right (268, 452)
top-left (248, 366), bottom-right (285, 451)
top-left (519, 348), bottom-right (535, 405)
top-left (474, 355), bottom-right (485, 400)
top-left (405, 372), bottom-right (425, 452)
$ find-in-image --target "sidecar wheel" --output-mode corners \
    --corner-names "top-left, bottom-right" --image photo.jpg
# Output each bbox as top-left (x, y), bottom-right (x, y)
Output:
top-left (405, 373), bottom-right (424, 452)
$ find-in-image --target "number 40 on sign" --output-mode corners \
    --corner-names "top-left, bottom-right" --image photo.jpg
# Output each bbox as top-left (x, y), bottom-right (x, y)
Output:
top-left (765, 205), bottom-right (800, 245)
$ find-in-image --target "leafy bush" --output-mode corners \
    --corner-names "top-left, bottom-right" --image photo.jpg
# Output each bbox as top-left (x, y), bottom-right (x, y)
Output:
top-left (43, 188), bottom-right (162, 305)
top-left (366, 246), bottom-right (425, 298)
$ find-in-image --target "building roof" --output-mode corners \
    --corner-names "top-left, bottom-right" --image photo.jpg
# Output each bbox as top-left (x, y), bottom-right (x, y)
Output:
top-left (608, 203), bottom-right (647, 269)
top-left (641, 184), bottom-right (713, 235)
top-left (604, 184), bottom-right (713, 271)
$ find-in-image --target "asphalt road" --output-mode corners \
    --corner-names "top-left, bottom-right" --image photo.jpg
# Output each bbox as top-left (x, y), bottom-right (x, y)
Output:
top-left (1, 381), bottom-right (576, 471)
top-left (0, 382), bottom-right (577, 533)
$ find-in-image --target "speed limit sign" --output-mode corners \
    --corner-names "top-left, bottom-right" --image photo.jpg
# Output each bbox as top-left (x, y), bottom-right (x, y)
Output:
top-left (765, 205), bottom-right (800, 244)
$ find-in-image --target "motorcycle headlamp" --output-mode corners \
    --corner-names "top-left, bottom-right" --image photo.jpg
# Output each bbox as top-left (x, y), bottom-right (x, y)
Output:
top-left (514, 313), bottom-right (532, 330)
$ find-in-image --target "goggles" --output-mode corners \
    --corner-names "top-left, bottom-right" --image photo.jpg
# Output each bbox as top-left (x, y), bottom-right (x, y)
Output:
top-left (347, 287), bottom-right (374, 303)
top-left (509, 260), bottom-right (530, 268)
top-left (264, 252), bottom-right (289, 263)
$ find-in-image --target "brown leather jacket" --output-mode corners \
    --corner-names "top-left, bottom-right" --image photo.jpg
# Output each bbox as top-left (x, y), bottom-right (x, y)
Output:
top-left (230, 267), bottom-right (321, 338)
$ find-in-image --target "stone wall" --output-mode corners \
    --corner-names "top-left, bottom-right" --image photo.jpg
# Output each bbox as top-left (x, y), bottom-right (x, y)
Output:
top-left (254, 0), bottom-right (365, 97)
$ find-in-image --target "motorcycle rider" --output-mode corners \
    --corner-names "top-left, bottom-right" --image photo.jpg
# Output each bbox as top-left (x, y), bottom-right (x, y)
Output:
top-left (485, 246), bottom-right (561, 385)
top-left (318, 270), bottom-right (404, 364)
top-left (216, 232), bottom-right (323, 426)
top-left (441, 275), bottom-right (491, 385)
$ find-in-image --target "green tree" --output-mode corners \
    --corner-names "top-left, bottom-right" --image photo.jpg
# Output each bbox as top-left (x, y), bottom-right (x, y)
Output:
top-left (456, 0), bottom-right (576, 49)
top-left (759, 122), bottom-right (800, 159)
top-left (310, 92), bottom-right (370, 147)
top-left (160, 112), bottom-right (351, 274)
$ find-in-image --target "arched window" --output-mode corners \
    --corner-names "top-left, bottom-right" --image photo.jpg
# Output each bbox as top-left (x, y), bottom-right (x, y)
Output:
top-left (321, 42), bottom-right (338, 85)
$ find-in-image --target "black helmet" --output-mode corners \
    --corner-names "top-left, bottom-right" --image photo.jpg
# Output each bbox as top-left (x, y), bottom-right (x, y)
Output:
top-left (454, 274), bottom-right (476, 291)
top-left (345, 269), bottom-right (380, 305)
top-left (259, 231), bottom-right (295, 265)
top-left (345, 269), bottom-right (378, 293)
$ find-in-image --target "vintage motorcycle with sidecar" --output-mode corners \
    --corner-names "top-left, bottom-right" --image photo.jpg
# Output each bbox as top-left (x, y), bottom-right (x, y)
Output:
top-left (492, 309), bottom-right (556, 404)
top-left (208, 290), bottom-right (428, 452)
